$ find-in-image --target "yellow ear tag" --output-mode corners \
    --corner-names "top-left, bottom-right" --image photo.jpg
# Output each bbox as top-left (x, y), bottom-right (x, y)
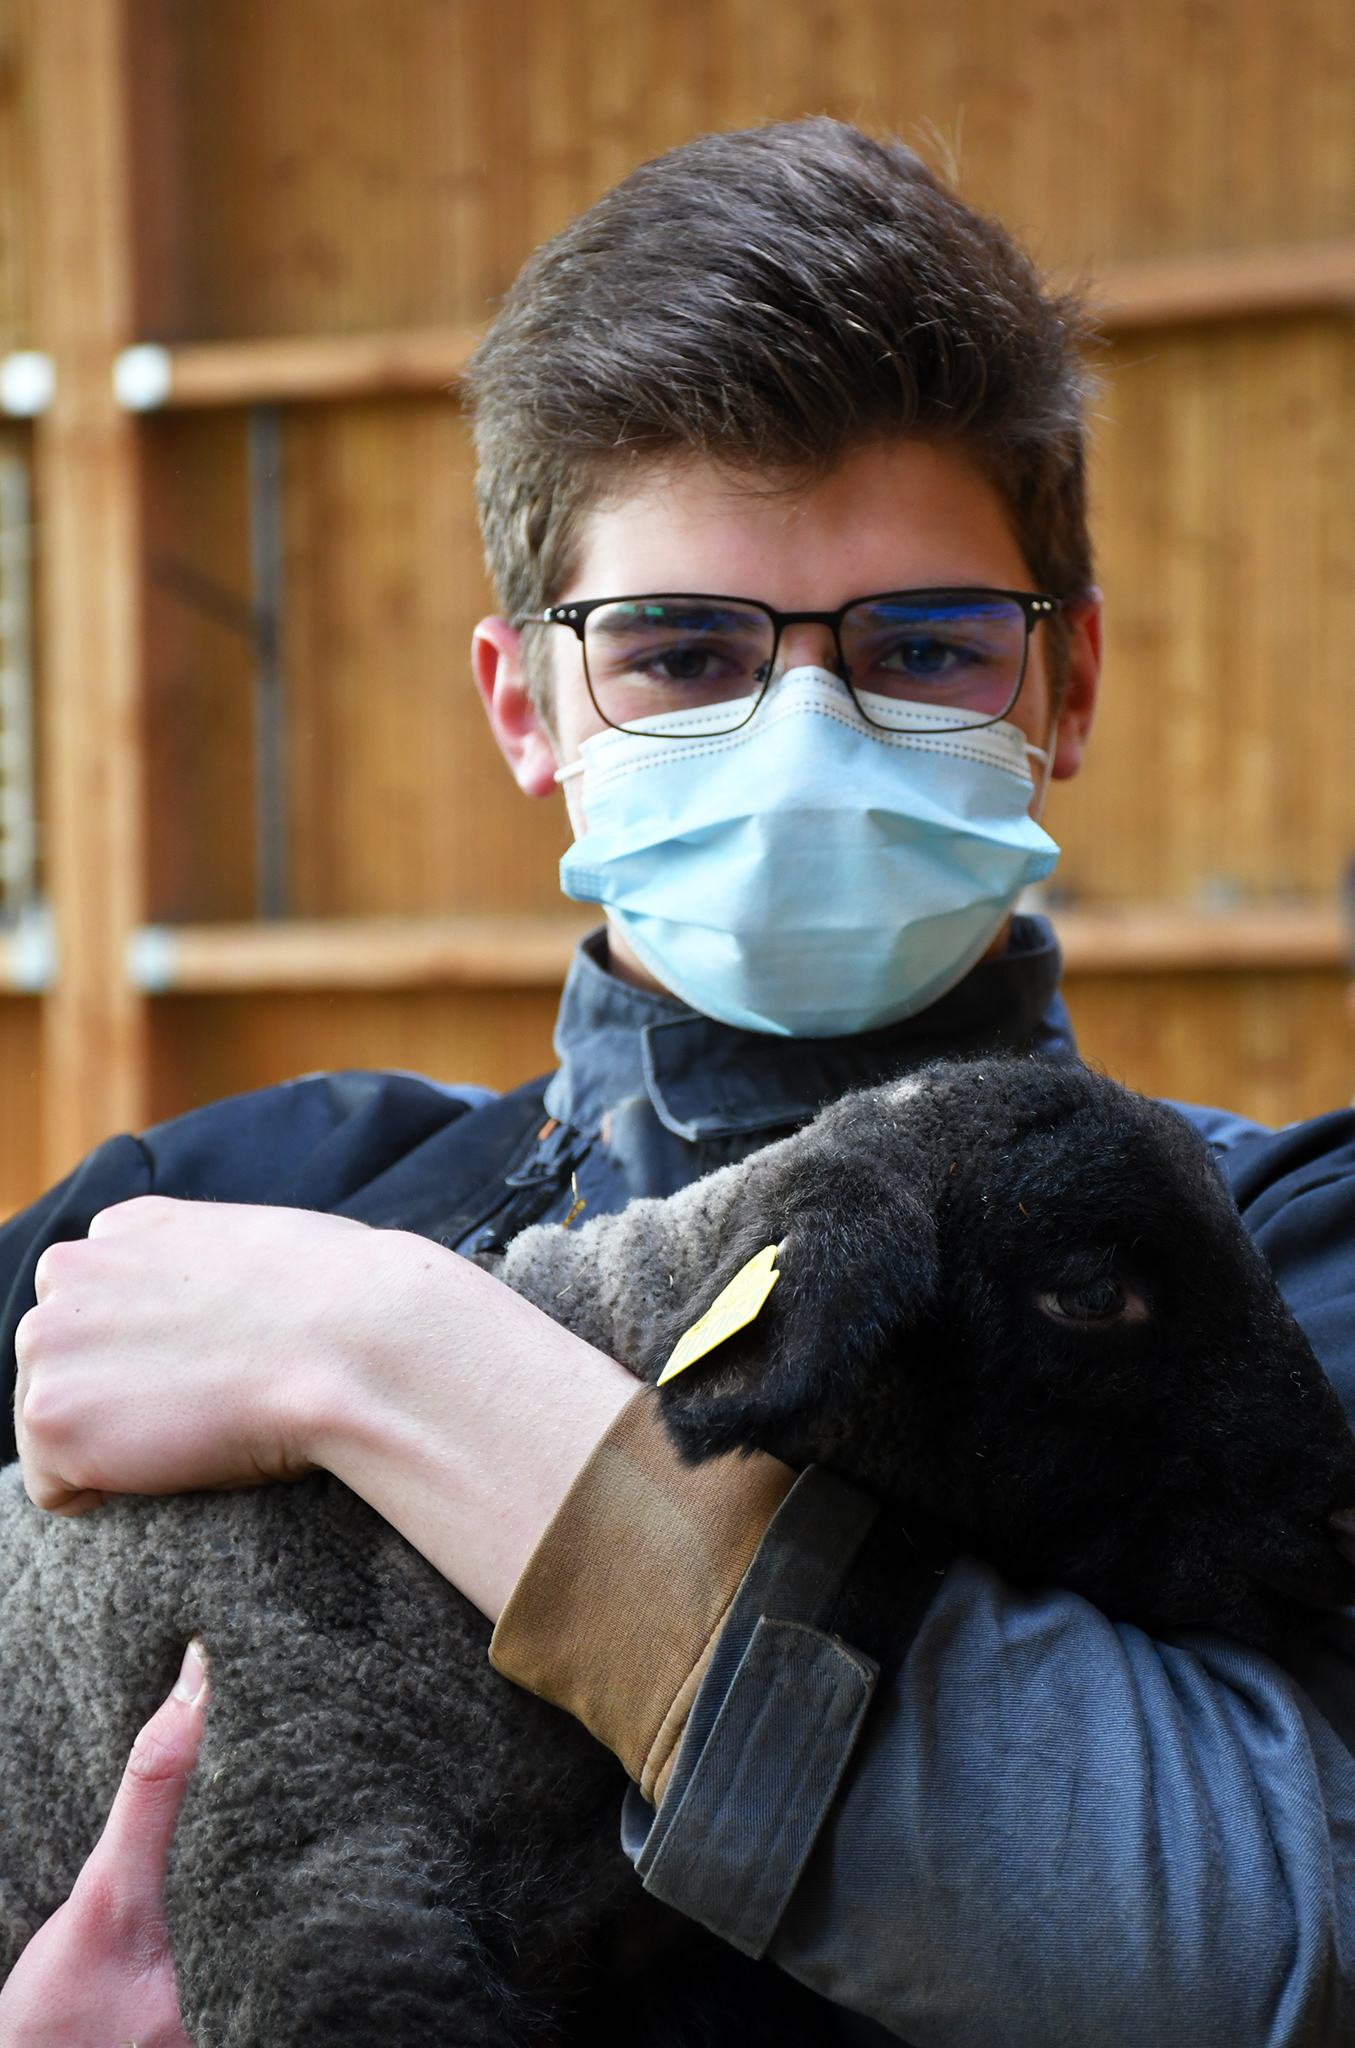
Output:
top-left (657, 1245), bottom-right (781, 1386)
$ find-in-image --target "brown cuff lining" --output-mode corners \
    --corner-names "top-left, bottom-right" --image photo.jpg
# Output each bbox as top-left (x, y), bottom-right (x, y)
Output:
top-left (490, 1388), bottom-right (795, 1794)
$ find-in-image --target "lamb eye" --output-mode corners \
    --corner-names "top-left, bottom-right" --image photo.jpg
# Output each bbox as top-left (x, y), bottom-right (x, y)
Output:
top-left (1036, 1276), bottom-right (1149, 1327)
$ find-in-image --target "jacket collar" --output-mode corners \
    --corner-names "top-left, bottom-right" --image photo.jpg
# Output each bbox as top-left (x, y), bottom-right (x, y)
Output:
top-left (544, 920), bottom-right (1074, 1143)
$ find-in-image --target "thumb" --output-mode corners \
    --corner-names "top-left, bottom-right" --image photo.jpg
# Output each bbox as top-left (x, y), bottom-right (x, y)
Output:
top-left (71, 1640), bottom-right (209, 1919)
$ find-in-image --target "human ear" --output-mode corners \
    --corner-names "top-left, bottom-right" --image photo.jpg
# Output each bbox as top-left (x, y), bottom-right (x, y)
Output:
top-left (1048, 590), bottom-right (1102, 782)
top-left (471, 618), bottom-right (561, 800)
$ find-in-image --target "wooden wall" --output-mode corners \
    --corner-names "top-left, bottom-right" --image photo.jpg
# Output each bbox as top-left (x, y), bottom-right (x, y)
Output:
top-left (3, 0), bottom-right (1355, 1208)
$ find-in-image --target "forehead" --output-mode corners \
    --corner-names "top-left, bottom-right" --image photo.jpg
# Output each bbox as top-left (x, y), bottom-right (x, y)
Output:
top-left (561, 439), bottom-right (1034, 610)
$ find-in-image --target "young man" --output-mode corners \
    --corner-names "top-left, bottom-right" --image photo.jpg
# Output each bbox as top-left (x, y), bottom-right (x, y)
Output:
top-left (6, 121), bottom-right (1355, 2045)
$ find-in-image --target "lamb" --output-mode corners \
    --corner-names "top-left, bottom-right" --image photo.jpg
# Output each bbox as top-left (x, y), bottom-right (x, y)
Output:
top-left (2, 1055), bottom-right (1354, 2047)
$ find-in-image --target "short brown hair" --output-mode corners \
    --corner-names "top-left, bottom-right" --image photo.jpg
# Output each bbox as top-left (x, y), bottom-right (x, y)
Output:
top-left (468, 119), bottom-right (1095, 666)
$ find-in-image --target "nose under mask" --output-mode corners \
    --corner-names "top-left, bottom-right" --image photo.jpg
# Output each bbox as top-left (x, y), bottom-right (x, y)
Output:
top-left (557, 665), bottom-right (1060, 1038)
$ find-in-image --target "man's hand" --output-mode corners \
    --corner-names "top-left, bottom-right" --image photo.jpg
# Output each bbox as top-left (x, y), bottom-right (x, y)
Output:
top-left (15, 1195), bottom-right (636, 1621)
top-left (15, 1196), bottom-right (385, 1513)
top-left (0, 1639), bottom-right (207, 2047)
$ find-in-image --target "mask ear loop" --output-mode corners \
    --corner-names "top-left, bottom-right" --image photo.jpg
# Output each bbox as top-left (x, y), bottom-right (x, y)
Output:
top-left (1024, 735), bottom-right (1055, 820)
top-left (553, 758), bottom-right (586, 784)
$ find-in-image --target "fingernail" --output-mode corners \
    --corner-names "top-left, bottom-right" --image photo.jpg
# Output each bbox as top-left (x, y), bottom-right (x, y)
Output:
top-left (173, 1637), bottom-right (208, 1705)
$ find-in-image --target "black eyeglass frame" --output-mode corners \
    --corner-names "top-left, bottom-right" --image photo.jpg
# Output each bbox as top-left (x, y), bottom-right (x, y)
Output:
top-left (516, 586), bottom-right (1063, 737)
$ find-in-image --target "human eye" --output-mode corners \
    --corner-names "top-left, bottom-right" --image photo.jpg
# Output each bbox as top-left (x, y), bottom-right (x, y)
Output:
top-left (586, 601), bottom-right (770, 703)
top-left (876, 632), bottom-right (981, 680)
top-left (634, 638), bottom-right (748, 685)
top-left (845, 596), bottom-right (1025, 710)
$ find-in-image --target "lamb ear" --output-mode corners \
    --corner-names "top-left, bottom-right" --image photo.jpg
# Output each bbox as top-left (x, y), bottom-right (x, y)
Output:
top-left (649, 1161), bottom-right (942, 1468)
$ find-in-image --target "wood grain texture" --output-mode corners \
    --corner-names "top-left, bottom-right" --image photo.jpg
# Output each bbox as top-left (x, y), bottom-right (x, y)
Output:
top-left (150, 327), bottom-right (481, 407)
top-left (32, 0), bottom-right (147, 1176)
top-left (163, 0), bottom-right (1355, 349)
top-left (141, 408), bottom-right (256, 924)
top-left (1063, 970), bottom-right (1355, 1126)
top-left (0, 995), bottom-right (40, 1212)
top-left (1044, 314), bottom-right (1355, 908)
top-left (130, 910), bottom-right (599, 991)
top-left (23, 0), bottom-right (1355, 1146)
top-left (0, 0), bottom-right (33, 353)
top-left (146, 986), bottom-right (564, 1124)
top-left (279, 397), bottom-right (572, 919)
top-left (1093, 238), bottom-right (1355, 329)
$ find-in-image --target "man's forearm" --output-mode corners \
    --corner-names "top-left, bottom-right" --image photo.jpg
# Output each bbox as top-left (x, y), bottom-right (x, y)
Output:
top-left (306, 1245), bottom-right (636, 1620)
top-left (16, 1196), bottom-right (635, 1620)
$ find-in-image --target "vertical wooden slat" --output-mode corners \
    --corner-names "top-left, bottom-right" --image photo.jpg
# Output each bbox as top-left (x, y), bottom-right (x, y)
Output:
top-left (0, 0), bottom-right (36, 354)
top-left (32, 0), bottom-right (145, 1175)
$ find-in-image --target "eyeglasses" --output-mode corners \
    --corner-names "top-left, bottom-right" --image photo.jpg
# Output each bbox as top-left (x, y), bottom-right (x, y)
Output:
top-left (516, 588), bottom-right (1062, 738)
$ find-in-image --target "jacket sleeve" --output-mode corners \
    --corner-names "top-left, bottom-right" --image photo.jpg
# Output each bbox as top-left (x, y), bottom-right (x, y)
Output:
top-left (623, 1466), bottom-right (1355, 2047)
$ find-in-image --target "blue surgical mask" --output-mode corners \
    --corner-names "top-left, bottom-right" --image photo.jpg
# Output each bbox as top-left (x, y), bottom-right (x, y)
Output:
top-left (558, 666), bottom-right (1059, 1038)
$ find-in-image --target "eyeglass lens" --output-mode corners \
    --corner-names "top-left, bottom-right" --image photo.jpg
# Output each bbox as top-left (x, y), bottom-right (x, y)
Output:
top-left (580, 595), bottom-right (1032, 736)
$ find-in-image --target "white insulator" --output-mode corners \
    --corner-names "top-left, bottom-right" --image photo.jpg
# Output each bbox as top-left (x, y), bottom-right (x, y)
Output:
top-left (112, 343), bottom-right (173, 411)
top-left (125, 924), bottom-right (178, 993)
top-left (0, 353), bottom-right (55, 418)
top-left (3, 904), bottom-right (54, 992)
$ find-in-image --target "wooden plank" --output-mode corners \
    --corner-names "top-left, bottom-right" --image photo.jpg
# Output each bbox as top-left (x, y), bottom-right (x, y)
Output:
top-left (1043, 315), bottom-right (1355, 912)
top-left (1092, 237), bottom-right (1355, 331)
top-left (143, 970), bottom-right (1355, 1136)
top-left (0, 0), bottom-right (34, 353)
top-left (175, 3), bottom-right (507, 341)
top-left (1063, 970), bottom-right (1355, 1128)
top-left (111, 903), bottom-right (1350, 996)
top-left (32, 0), bottom-right (147, 1176)
top-left (141, 408), bottom-right (258, 923)
top-left (128, 911), bottom-right (599, 992)
top-left (281, 401), bottom-right (573, 922)
top-left (0, 994), bottom-right (41, 1213)
top-left (148, 986), bottom-right (566, 1124)
top-left (106, 226), bottom-right (1355, 418)
top-left (1053, 904), bottom-right (1347, 975)
top-left (140, 325), bottom-right (480, 408)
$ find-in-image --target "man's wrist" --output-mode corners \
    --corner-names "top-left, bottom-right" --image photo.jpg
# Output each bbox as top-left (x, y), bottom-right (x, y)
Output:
top-left (305, 1230), bottom-right (637, 1620)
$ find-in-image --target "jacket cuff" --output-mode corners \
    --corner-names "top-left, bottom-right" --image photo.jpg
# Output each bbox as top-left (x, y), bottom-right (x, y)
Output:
top-left (489, 1388), bottom-right (795, 1796)
top-left (621, 1467), bottom-right (952, 1958)
top-left (620, 1466), bottom-right (883, 1954)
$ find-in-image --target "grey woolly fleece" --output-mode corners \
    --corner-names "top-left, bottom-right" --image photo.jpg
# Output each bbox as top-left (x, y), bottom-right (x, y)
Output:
top-left (0, 1467), bottom-right (633, 2043)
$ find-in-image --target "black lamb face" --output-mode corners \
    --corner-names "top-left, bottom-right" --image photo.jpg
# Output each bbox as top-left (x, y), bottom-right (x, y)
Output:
top-left (649, 1059), bottom-right (1355, 1648)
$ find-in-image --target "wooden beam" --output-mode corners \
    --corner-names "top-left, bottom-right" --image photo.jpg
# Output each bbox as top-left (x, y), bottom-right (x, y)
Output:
top-left (100, 903), bottom-right (1355, 998)
top-left (119, 325), bottom-right (481, 410)
top-left (1053, 903), bottom-right (1347, 974)
top-left (33, 0), bottom-right (148, 1175)
top-left (88, 229), bottom-right (1355, 425)
top-left (1093, 237), bottom-right (1355, 331)
top-left (126, 912), bottom-right (600, 992)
